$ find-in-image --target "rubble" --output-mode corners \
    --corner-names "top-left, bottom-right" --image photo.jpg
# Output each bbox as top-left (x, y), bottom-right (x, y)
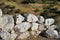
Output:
top-left (45, 18), bottom-right (55, 28)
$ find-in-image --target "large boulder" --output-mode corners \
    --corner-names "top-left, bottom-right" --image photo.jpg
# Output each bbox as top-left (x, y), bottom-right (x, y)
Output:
top-left (16, 14), bottom-right (25, 24)
top-left (15, 22), bottom-right (31, 32)
top-left (27, 14), bottom-right (38, 22)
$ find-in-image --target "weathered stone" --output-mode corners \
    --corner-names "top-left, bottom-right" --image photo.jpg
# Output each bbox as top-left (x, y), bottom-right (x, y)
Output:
top-left (16, 14), bottom-right (25, 24)
top-left (45, 18), bottom-right (55, 26)
top-left (15, 22), bottom-right (31, 32)
top-left (18, 31), bottom-right (30, 39)
top-left (2, 15), bottom-right (14, 32)
top-left (27, 14), bottom-right (38, 22)
top-left (31, 23), bottom-right (39, 31)
top-left (0, 31), bottom-right (10, 40)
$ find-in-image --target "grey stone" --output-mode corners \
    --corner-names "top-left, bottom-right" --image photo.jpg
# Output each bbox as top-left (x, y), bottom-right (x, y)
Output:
top-left (45, 18), bottom-right (55, 26)
top-left (2, 15), bottom-right (14, 32)
top-left (0, 31), bottom-right (10, 40)
top-left (16, 14), bottom-right (25, 24)
top-left (15, 22), bottom-right (31, 32)
top-left (27, 14), bottom-right (38, 22)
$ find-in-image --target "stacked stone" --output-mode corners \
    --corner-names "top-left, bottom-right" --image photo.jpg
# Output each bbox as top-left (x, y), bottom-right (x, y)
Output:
top-left (0, 9), bottom-right (60, 40)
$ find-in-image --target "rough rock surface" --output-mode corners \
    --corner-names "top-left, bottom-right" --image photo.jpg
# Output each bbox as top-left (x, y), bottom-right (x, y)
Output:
top-left (2, 15), bottom-right (14, 32)
top-left (18, 31), bottom-right (30, 39)
top-left (15, 22), bottom-right (31, 32)
top-left (0, 31), bottom-right (10, 40)
top-left (16, 14), bottom-right (25, 24)
top-left (46, 29), bottom-right (58, 38)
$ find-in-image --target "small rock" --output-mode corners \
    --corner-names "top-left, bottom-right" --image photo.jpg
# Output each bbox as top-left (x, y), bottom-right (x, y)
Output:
top-left (31, 23), bottom-right (39, 31)
top-left (27, 14), bottom-right (38, 22)
top-left (45, 18), bottom-right (55, 26)
top-left (15, 22), bottom-right (31, 32)
top-left (46, 29), bottom-right (58, 38)
top-left (38, 16), bottom-right (44, 23)
top-left (16, 14), bottom-right (25, 24)
top-left (0, 31), bottom-right (10, 40)
top-left (18, 31), bottom-right (30, 39)
top-left (2, 15), bottom-right (14, 32)
top-left (38, 24), bottom-right (45, 31)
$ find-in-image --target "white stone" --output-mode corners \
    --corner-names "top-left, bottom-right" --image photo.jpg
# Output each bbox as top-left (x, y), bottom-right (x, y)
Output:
top-left (2, 15), bottom-right (14, 32)
top-left (38, 24), bottom-right (45, 31)
top-left (38, 16), bottom-right (44, 23)
top-left (0, 9), bottom-right (2, 17)
top-left (46, 29), bottom-right (58, 38)
top-left (0, 31), bottom-right (10, 40)
top-left (31, 30), bottom-right (41, 37)
top-left (16, 14), bottom-right (25, 24)
top-left (31, 23), bottom-right (39, 31)
top-left (45, 18), bottom-right (55, 26)
top-left (18, 31), bottom-right (30, 39)
top-left (27, 14), bottom-right (38, 22)
top-left (15, 22), bottom-right (31, 32)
